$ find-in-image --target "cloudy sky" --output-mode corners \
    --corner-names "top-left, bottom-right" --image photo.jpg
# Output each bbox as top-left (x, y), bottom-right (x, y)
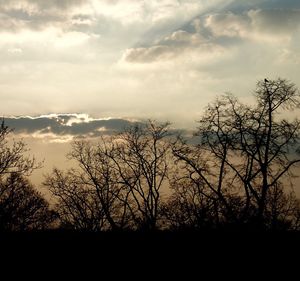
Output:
top-left (1, 0), bottom-right (300, 126)
top-left (1, 0), bottom-right (300, 185)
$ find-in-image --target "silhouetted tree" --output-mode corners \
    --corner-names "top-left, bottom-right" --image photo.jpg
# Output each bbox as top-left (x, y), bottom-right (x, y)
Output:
top-left (106, 121), bottom-right (172, 230)
top-left (173, 78), bottom-right (300, 229)
top-left (0, 122), bottom-right (52, 231)
top-left (162, 177), bottom-right (218, 230)
top-left (0, 173), bottom-right (56, 231)
top-left (44, 141), bottom-right (131, 231)
top-left (43, 79), bottom-right (300, 232)
top-left (264, 184), bottom-right (300, 230)
top-left (0, 121), bottom-right (37, 177)
top-left (44, 169), bottom-right (104, 231)
top-left (45, 121), bottom-right (172, 231)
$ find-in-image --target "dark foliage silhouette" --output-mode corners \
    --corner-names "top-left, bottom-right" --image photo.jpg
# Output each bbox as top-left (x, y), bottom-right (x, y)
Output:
top-left (0, 173), bottom-right (56, 231)
top-left (0, 122), bottom-right (55, 231)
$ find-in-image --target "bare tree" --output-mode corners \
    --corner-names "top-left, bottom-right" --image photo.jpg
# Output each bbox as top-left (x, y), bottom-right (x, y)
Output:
top-left (264, 183), bottom-right (300, 231)
top-left (0, 122), bottom-right (51, 231)
top-left (44, 169), bottom-right (104, 231)
top-left (162, 177), bottom-right (218, 230)
top-left (44, 121), bottom-right (172, 231)
top-left (0, 121), bottom-right (37, 178)
top-left (104, 121), bottom-right (172, 230)
top-left (173, 78), bottom-right (300, 229)
top-left (44, 140), bottom-right (132, 231)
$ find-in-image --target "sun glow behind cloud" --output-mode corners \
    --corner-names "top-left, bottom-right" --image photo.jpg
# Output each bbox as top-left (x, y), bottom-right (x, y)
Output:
top-left (5, 113), bottom-right (142, 143)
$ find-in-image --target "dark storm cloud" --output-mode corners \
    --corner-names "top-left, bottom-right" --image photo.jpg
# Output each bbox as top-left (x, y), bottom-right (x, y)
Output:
top-left (4, 114), bottom-right (142, 138)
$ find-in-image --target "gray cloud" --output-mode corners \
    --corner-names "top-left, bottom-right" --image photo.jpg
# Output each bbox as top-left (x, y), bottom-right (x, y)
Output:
top-left (124, 45), bottom-right (176, 63)
top-left (205, 9), bottom-right (300, 38)
top-left (0, 0), bottom-right (87, 11)
top-left (4, 113), bottom-right (195, 144)
top-left (4, 114), bottom-right (142, 139)
top-left (123, 7), bottom-right (300, 63)
top-left (0, 0), bottom-right (88, 31)
top-left (123, 29), bottom-right (218, 63)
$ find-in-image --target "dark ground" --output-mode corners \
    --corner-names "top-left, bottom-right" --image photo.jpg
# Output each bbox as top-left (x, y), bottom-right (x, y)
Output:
top-left (1, 230), bottom-right (299, 278)
top-left (2, 229), bottom-right (300, 255)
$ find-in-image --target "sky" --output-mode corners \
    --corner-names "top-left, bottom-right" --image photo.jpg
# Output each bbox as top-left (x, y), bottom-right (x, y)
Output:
top-left (1, 0), bottom-right (300, 186)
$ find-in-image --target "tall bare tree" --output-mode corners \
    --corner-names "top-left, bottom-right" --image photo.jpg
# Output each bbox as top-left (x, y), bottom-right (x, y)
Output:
top-left (104, 121), bottom-right (172, 230)
top-left (173, 78), bottom-right (300, 229)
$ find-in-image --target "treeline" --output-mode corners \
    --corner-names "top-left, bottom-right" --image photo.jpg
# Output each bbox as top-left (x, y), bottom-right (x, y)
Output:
top-left (1, 78), bottom-right (300, 232)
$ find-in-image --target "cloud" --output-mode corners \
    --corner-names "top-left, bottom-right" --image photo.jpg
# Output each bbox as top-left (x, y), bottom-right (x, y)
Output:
top-left (4, 113), bottom-right (194, 144)
top-left (124, 45), bottom-right (175, 63)
top-left (4, 114), bottom-right (142, 142)
top-left (205, 9), bottom-right (300, 41)
top-left (123, 7), bottom-right (300, 63)
top-left (123, 28), bottom-right (224, 63)
top-left (0, 0), bottom-right (87, 15)
top-left (0, 0), bottom-right (87, 9)
top-left (0, 0), bottom-right (210, 33)
top-left (0, 0), bottom-right (228, 63)
top-left (1, 0), bottom-right (300, 131)
top-left (0, 0), bottom-right (88, 31)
